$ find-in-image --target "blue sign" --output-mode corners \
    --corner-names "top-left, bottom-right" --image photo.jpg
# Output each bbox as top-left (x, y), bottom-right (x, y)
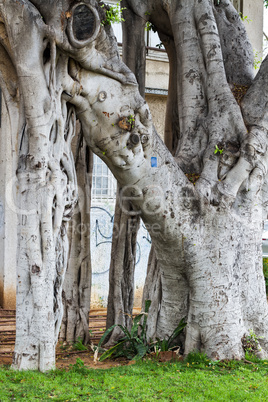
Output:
top-left (151, 157), bottom-right (157, 167)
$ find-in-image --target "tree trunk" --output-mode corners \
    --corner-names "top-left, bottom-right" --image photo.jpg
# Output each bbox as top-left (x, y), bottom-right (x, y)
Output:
top-left (13, 106), bottom-right (77, 370)
top-left (0, 1), bottom-right (78, 370)
top-left (60, 132), bottom-right (92, 345)
top-left (122, 0), bottom-right (147, 97)
top-left (105, 191), bottom-right (139, 345)
top-left (69, 0), bottom-right (268, 359)
top-left (141, 245), bottom-right (162, 340)
top-left (1, 0), bottom-right (268, 368)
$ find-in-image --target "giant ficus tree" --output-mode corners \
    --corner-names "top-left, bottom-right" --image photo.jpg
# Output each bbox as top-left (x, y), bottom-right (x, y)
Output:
top-left (0, 0), bottom-right (268, 371)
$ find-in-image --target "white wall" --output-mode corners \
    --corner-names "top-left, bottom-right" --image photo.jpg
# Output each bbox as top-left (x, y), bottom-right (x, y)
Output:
top-left (0, 94), bottom-right (17, 309)
top-left (243, 0), bottom-right (264, 58)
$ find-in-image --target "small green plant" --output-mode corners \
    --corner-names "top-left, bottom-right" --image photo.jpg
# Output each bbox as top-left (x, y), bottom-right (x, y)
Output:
top-left (127, 114), bottom-right (135, 129)
top-left (185, 351), bottom-right (211, 365)
top-left (244, 350), bottom-right (261, 363)
top-left (254, 50), bottom-right (262, 70)
top-left (101, 1), bottom-right (126, 26)
top-left (69, 358), bottom-right (85, 372)
top-left (73, 337), bottom-right (88, 351)
top-left (239, 13), bottom-right (252, 23)
top-left (214, 144), bottom-right (223, 155)
top-left (154, 318), bottom-right (187, 352)
top-left (145, 21), bottom-right (157, 32)
top-left (145, 21), bottom-right (152, 31)
top-left (96, 302), bottom-right (187, 362)
top-left (242, 329), bottom-right (263, 355)
top-left (98, 300), bottom-right (152, 361)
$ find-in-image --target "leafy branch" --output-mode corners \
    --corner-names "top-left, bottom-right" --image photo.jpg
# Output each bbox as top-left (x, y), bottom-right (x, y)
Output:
top-left (145, 21), bottom-right (157, 32)
top-left (239, 13), bottom-right (252, 23)
top-left (101, 1), bottom-right (126, 26)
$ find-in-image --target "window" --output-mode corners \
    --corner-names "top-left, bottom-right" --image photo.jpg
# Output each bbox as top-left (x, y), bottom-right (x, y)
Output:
top-left (92, 155), bottom-right (117, 201)
top-left (145, 29), bottom-right (167, 61)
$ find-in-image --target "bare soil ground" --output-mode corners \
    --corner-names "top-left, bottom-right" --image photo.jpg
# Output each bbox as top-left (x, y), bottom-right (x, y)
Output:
top-left (0, 344), bottom-right (133, 370)
top-left (56, 348), bottom-right (133, 370)
top-left (0, 307), bottom-right (141, 370)
top-left (0, 307), bottom-right (180, 369)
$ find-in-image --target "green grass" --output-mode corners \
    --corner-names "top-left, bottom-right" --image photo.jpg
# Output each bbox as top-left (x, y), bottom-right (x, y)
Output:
top-left (1, 356), bottom-right (268, 401)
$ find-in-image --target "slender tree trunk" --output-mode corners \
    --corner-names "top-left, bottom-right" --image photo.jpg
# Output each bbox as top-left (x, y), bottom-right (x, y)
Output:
top-left (60, 133), bottom-right (93, 345)
top-left (122, 0), bottom-right (147, 97)
top-left (141, 245), bottom-right (162, 339)
top-left (105, 191), bottom-right (139, 345)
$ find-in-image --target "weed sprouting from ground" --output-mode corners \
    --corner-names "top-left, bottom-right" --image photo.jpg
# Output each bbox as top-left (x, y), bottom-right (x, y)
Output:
top-left (185, 351), bottom-right (210, 365)
top-left (73, 337), bottom-right (88, 351)
top-left (241, 329), bottom-right (263, 356)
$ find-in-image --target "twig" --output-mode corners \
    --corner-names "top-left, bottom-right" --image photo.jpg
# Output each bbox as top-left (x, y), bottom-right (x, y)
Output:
top-left (243, 359), bottom-right (255, 365)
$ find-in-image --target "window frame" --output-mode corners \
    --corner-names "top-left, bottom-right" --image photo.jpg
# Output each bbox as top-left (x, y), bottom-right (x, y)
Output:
top-left (91, 154), bottom-right (117, 202)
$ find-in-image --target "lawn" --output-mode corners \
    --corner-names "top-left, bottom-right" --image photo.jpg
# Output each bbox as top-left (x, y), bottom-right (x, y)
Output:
top-left (0, 355), bottom-right (268, 401)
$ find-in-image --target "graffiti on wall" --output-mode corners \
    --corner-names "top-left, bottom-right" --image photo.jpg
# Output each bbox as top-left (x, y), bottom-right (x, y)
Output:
top-left (90, 205), bottom-right (151, 275)
top-left (90, 204), bottom-right (151, 307)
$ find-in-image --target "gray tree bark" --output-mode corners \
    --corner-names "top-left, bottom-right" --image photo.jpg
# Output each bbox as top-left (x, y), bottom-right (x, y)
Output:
top-left (60, 131), bottom-right (92, 345)
top-left (1, 0), bottom-right (268, 370)
top-left (105, 192), bottom-right (139, 345)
